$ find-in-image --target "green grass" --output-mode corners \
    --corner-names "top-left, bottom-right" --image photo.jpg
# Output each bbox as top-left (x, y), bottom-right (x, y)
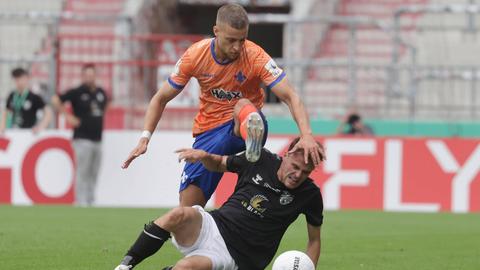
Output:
top-left (1, 206), bottom-right (479, 270)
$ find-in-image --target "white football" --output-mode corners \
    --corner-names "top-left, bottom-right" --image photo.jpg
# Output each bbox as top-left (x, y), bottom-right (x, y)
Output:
top-left (272, 250), bottom-right (315, 270)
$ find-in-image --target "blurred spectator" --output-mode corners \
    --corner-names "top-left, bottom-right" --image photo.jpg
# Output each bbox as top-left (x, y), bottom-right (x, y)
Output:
top-left (0, 67), bottom-right (52, 134)
top-left (52, 63), bottom-right (109, 207)
top-left (337, 112), bottom-right (374, 136)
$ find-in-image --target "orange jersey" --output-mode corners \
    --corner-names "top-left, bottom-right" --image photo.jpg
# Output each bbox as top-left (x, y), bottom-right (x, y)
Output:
top-left (168, 38), bottom-right (286, 135)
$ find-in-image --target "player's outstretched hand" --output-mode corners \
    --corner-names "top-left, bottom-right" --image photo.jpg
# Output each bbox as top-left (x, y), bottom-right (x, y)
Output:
top-left (175, 148), bottom-right (207, 163)
top-left (122, 138), bottom-right (149, 169)
top-left (288, 134), bottom-right (325, 166)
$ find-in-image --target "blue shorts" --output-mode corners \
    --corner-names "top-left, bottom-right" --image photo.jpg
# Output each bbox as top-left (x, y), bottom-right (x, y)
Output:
top-left (179, 114), bottom-right (268, 201)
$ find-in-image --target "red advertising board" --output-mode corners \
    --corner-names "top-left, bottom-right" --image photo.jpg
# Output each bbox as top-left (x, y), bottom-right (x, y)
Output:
top-left (1, 132), bottom-right (479, 212)
top-left (0, 136), bottom-right (75, 204)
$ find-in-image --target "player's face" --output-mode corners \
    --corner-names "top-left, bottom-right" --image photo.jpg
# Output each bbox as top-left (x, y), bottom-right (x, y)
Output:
top-left (353, 121), bottom-right (363, 129)
top-left (214, 23), bottom-right (248, 61)
top-left (279, 152), bottom-right (314, 189)
top-left (14, 75), bottom-right (29, 91)
top-left (82, 68), bottom-right (96, 87)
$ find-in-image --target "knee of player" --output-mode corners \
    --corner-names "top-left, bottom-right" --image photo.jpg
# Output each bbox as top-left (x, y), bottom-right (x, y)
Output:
top-left (234, 98), bottom-right (252, 111)
top-left (173, 259), bottom-right (197, 270)
top-left (159, 207), bottom-right (188, 227)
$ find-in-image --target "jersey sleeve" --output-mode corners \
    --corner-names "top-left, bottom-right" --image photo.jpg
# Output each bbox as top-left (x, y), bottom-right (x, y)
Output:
top-left (59, 89), bottom-right (76, 103)
top-left (226, 151), bottom-right (249, 173)
top-left (302, 188), bottom-right (324, 226)
top-left (254, 48), bottom-right (286, 90)
top-left (168, 47), bottom-right (195, 91)
top-left (99, 88), bottom-right (110, 107)
top-left (34, 94), bottom-right (46, 110)
top-left (5, 92), bottom-right (13, 110)
top-left (105, 89), bottom-right (112, 103)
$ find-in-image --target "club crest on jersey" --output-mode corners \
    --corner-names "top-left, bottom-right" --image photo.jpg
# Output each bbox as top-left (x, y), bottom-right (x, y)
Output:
top-left (279, 191), bottom-right (294, 205)
top-left (211, 88), bottom-right (242, 102)
top-left (234, 71), bottom-right (246, 84)
top-left (23, 100), bottom-right (32, 110)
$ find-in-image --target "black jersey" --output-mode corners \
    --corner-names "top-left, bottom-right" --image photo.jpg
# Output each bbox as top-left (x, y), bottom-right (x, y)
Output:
top-left (60, 84), bottom-right (108, 141)
top-left (6, 90), bottom-right (46, 128)
top-left (210, 149), bottom-right (323, 270)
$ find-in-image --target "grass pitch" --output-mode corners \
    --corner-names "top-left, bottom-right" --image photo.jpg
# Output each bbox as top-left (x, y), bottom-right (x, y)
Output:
top-left (0, 205), bottom-right (479, 270)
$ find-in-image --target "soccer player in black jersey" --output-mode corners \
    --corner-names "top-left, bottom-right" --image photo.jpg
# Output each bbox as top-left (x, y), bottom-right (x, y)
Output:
top-left (114, 137), bottom-right (324, 270)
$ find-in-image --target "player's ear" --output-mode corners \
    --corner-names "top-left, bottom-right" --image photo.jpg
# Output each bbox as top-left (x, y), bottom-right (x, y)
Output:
top-left (213, 25), bottom-right (218, 37)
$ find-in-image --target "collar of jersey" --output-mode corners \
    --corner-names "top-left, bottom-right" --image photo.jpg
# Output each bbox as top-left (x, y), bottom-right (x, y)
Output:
top-left (210, 38), bottom-right (234, 65)
top-left (80, 83), bottom-right (98, 92)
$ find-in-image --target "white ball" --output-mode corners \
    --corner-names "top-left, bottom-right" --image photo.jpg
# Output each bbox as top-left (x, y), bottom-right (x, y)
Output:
top-left (272, 250), bottom-right (315, 270)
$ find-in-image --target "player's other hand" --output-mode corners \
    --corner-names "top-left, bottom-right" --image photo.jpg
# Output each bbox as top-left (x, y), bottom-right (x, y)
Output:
top-left (175, 148), bottom-right (207, 163)
top-left (66, 114), bottom-right (81, 128)
top-left (122, 137), bottom-right (149, 169)
top-left (288, 134), bottom-right (325, 166)
top-left (32, 125), bottom-right (43, 135)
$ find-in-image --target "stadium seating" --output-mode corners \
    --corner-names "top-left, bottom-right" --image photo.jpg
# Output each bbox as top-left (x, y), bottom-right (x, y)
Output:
top-left (57, 0), bottom-right (126, 94)
top-left (0, 0), bottom-right (63, 101)
top-left (305, 0), bottom-right (428, 118)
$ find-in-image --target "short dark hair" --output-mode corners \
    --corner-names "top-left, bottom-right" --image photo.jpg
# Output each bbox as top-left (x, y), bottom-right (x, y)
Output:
top-left (287, 137), bottom-right (324, 166)
top-left (347, 114), bottom-right (361, 125)
top-left (11, 68), bottom-right (28, 78)
top-left (216, 3), bottom-right (249, 29)
top-left (82, 63), bottom-right (96, 72)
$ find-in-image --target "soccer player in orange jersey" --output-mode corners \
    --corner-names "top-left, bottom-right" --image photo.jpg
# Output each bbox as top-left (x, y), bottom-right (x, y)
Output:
top-left (122, 3), bottom-right (324, 207)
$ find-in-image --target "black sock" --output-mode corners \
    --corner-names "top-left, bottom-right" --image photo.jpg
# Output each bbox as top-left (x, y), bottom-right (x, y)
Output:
top-left (120, 221), bottom-right (171, 268)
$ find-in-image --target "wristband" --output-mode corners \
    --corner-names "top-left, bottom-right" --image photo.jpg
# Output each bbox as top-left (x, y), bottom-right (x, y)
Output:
top-left (141, 130), bottom-right (152, 140)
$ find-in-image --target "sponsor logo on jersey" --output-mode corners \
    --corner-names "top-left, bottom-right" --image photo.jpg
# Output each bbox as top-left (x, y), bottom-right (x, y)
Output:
top-left (180, 171), bottom-right (188, 184)
top-left (90, 102), bottom-right (103, 117)
top-left (242, 194), bottom-right (269, 218)
top-left (252, 173), bottom-right (282, 193)
top-left (210, 88), bottom-right (242, 102)
top-left (264, 182), bottom-right (281, 193)
top-left (96, 92), bottom-right (105, 102)
top-left (252, 174), bottom-right (263, 184)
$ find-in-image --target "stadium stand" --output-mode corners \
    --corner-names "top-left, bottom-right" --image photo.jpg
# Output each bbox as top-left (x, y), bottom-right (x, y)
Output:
top-left (0, 0), bottom-right (63, 103)
top-left (1, 0), bottom-right (480, 130)
top-left (303, 0), bottom-right (429, 119)
top-left (57, 0), bottom-right (126, 97)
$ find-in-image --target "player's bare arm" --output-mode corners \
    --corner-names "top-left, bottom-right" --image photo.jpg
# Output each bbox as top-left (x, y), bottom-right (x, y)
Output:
top-left (122, 81), bottom-right (181, 169)
top-left (32, 105), bottom-right (53, 134)
top-left (305, 223), bottom-right (321, 267)
top-left (0, 109), bottom-right (8, 134)
top-left (176, 148), bottom-right (228, 172)
top-left (270, 78), bottom-right (325, 165)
